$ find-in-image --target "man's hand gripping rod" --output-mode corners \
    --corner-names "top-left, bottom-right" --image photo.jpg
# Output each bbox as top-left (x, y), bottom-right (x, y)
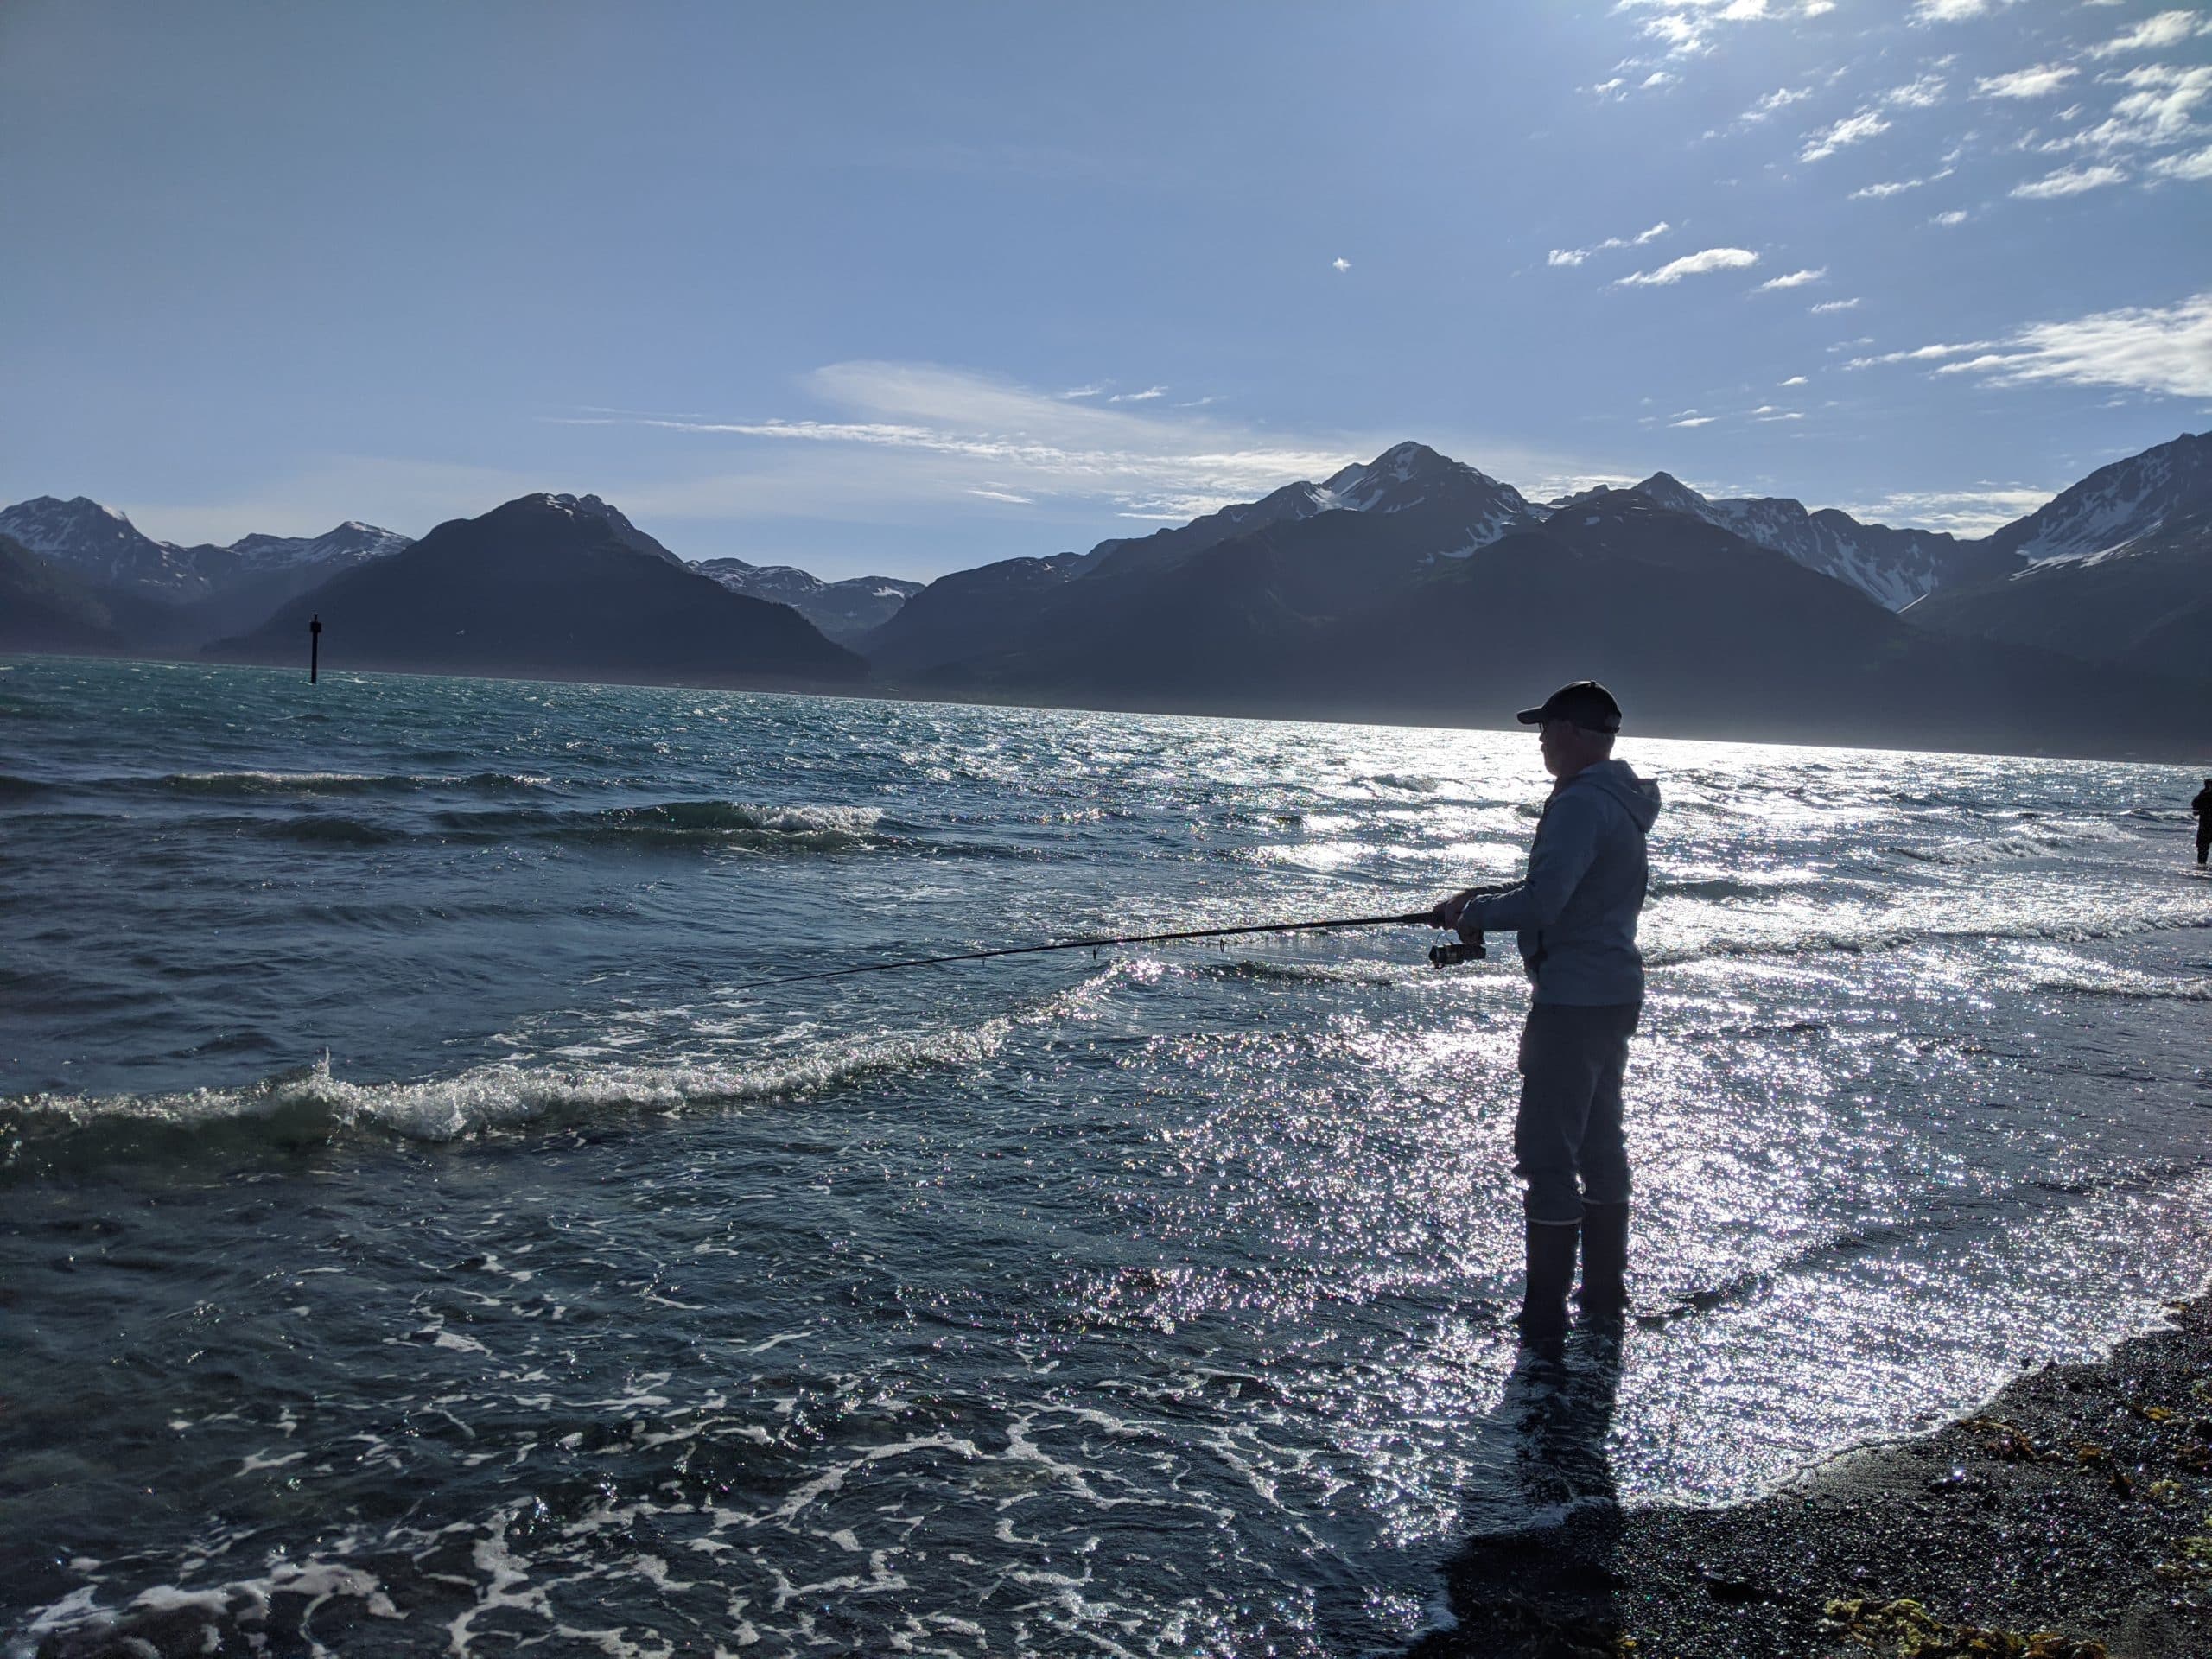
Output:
top-left (1426, 881), bottom-right (1513, 970)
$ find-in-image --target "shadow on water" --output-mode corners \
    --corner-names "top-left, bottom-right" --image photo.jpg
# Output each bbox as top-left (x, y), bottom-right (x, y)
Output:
top-left (1411, 1327), bottom-right (1630, 1659)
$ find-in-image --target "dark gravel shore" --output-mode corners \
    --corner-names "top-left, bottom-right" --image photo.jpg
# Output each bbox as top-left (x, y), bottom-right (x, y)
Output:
top-left (1413, 1297), bottom-right (2212, 1659)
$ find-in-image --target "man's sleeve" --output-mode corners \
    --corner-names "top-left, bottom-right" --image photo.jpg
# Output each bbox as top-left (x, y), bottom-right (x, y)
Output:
top-left (1470, 793), bottom-right (1604, 936)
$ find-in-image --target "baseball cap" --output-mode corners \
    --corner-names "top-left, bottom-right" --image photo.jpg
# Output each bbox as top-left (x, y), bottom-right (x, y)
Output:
top-left (1516, 679), bottom-right (1623, 733)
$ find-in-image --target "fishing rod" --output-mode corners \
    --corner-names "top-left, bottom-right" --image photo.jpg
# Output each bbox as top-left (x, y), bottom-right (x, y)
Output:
top-left (731, 887), bottom-right (1510, 993)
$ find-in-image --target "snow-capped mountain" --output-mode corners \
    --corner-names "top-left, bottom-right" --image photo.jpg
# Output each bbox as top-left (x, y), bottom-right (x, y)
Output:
top-left (1317, 441), bottom-right (1536, 554)
top-left (1901, 432), bottom-right (2211, 681)
top-left (0, 494), bottom-right (413, 601)
top-left (693, 557), bottom-right (923, 645)
top-left (1979, 431), bottom-right (2212, 569)
top-left (224, 521), bottom-right (414, 574)
top-left (0, 496), bottom-right (207, 597)
top-left (522, 493), bottom-right (685, 568)
top-left (1560, 474), bottom-right (1992, 610)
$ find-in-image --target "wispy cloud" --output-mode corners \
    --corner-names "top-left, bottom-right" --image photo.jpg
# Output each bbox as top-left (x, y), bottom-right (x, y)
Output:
top-left (1616, 245), bottom-right (1760, 285)
top-left (1801, 109), bottom-right (1892, 162)
top-left (1810, 297), bottom-right (1863, 313)
top-left (2089, 8), bottom-right (2212, 58)
top-left (1849, 171), bottom-right (1950, 198)
top-left (1931, 207), bottom-right (1971, 224)
top-left (1758, 267), bottom-right (1827, 289)
top-left (1846, 340), bottom-right (1997, 368)
top-left (1332, 257), bottom-right (1351, 272)
top-left (1736, 86), bottom-right (1813, 126)
top-left (1886, 74), bottom-right (1949, 109)
top-left (2149, 143), bottom-right (2212, 181)
top-left (2011, 162), bottom-right (2128, 197)
top-left (1974, 63), bottom-right (2077, 99)
top-left (1669, 414), bottom-right (1719, 427)
top-left (1929, 289), bottom-right (2212, 397)
top-left (1756, 410), bottom-right (1806, 421)
top-left (1781, 374), bottom-right (1810, 385)
top-left (2041, 65), bottom-right (2212, 154)
top-left (1108, 386), bottom-right (1166, 403)
top-left (1548, 220), bottom-right (1670, 267)
top-left (1060, 384), bottom-right (1106, 400)
top-left (1910, 0), bottom-right (2009, 22)
top-left (554, 361), bottom-right (1406, 529)
top-left (1838, 484), bottom-right (2053, 534)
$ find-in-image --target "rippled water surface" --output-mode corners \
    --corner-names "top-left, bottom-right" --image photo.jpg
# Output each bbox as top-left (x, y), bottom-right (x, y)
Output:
top-left (3, 656), bottom-right (2209, 1656)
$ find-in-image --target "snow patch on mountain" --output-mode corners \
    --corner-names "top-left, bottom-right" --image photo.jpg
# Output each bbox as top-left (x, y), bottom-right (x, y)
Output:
top-left (1986, 433), bottom-right (2212, 570)
top-left (1588, 473), bottom-right (1975, 609)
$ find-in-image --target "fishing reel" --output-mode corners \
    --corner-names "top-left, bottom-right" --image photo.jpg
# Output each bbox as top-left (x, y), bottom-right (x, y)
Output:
top-left (1429, 929), bottom-right (1484, 969)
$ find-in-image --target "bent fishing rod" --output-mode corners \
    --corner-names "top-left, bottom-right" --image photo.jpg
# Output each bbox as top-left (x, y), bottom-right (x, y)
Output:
top-left (732, 887), bottom-right (1511, 993)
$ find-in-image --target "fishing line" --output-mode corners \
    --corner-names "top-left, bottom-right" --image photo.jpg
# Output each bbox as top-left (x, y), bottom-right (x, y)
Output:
top-left (732, 888), bottom-right (1510, 993)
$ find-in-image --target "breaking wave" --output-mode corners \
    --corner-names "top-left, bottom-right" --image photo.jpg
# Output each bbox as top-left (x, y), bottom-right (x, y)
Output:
top-left (0, 965), bottom-right (1134, 1178)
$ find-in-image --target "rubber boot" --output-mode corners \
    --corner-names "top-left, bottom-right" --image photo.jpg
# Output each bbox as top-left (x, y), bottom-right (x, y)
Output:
top-left (1517, 1219), bottom-right (1580, 1350)
top-left (1576, 1200), bottom-right (1630, 1320)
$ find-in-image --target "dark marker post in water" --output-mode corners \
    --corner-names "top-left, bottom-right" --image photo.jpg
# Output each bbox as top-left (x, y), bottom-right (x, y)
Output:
top-left (308, 613), bottom-right (322, 683)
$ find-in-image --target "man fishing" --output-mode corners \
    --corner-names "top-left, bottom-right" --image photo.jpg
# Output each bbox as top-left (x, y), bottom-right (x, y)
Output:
top-left (1434, 680), bottom-right (1661, 1346)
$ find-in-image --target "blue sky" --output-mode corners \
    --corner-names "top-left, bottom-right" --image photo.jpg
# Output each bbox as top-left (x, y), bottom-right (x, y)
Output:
top-left (3, 1), bottom-right (2207, 578)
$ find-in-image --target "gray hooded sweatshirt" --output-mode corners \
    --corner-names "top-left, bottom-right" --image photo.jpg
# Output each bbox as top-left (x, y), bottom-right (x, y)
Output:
top-left (1465, 759), bottom-right (1662, 1007)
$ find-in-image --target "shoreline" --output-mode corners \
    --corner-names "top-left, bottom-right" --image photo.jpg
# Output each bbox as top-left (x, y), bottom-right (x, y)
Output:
top-left (1413, 1294), bottom-right (2212, 1659)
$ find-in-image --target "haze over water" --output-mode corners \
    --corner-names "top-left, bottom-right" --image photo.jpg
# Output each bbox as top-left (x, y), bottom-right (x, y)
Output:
top-left (4, 654), bottom-right (2209, 1656)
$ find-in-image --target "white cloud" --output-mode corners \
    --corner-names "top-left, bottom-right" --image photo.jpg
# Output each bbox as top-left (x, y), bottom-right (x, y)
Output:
top-left (1851, 175), bottom-right (1931, 198)
top-left (1911, 0), bottom-right (2005, 21)
top-left (1108, 386), bottom-right (1167, 403)
top-left (1738, 86), bottom-right (1813, 125)
top-left (1757, 410), bottom-right (1806, 421)
top-left (1802, 109), bottom-right (1892, 162)
top-left (1332, 257), bottom-right (1351, 272)
top-left (1669, 415), bottom-right (1719, 426)
top-left (1548, 220), bottom-right (1671, 267)
top-left (2089, 9), bottom-right (2212, 57)
top-left (965, 487), bottom-right (1033, 505)
top-left (2149, 143), bottom-right (2212, 181)
top-left (1887, 74), bottom-right (1949, 108)
top-left (1974, 63), bottom-right (2077, 99)
top-left (1846, 340), bottom-right (1994, 367)
top-left (1590, 76), bottom-right (1628, 99)
top-left (2044, 65), bottom-right (2212, 154)
top-left (1759, 266), bottom-right (1827, 289)
top-left (1929, 289), bottom-right (2212, 397)
top-left (546, 361), bottom-right (1617, 538)
top-left (2011, 162), bottom-right (2128, 196)
top-left (1781, 374), bottom-right (1809, 385)
top-left (1810, 297), bottom-right (1863, 312)
top-left (1060, 384), bottom-right (1106, 400)
top-left (1931, 208), bottom-right (1970, 224)
top-left (1838, 485), bottom-right (2054, 534)
top-left (1616, 245), bottom-right (1761, 285)
top-left (1643, 69), bottom-right (1677, 88)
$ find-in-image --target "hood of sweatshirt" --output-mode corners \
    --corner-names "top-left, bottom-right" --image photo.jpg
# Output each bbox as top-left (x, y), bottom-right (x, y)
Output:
top-left (1564, 758), bottom-right (1661, 832)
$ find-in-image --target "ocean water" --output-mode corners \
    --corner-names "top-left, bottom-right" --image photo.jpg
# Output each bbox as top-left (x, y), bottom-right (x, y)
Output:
top-left (3, 654), bottom-right (2209, 1656)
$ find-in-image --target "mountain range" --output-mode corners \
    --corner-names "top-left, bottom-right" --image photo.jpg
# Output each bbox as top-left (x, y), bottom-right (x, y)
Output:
top-left (3, 431), bottom-right (2204, 758)
top-left (213, 493), bottom-right (863, 686)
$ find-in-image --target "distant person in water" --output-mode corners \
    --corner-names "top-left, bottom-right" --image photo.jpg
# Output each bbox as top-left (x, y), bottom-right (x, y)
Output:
top-left (1433, 681), bottom-right (1662, 1347)
top-left (2195, 778), bottom-right (2212, 867)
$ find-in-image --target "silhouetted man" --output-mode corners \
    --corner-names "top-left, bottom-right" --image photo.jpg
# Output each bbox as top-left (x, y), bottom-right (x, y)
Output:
top-left (1434, 681), bottom-right (1661, 1347)
top-left (2195, 778), bottom-right (2212, 867)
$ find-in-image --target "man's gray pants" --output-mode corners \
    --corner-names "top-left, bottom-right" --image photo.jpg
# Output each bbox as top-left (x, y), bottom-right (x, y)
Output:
top-left (1514, 1001), bottom-right (1640, 1225)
